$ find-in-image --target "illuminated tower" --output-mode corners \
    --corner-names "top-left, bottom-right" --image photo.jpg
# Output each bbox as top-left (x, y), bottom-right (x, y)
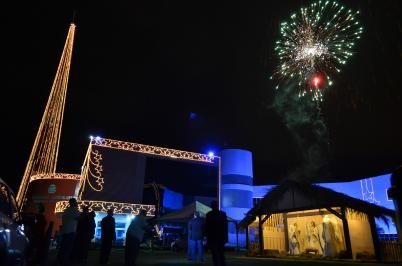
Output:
top-left (220, 149), bottom-right (253, 248)
top-left (220, 149), bottom-right (253, 220)
top-left (16, 22), bottom-right (77, 210)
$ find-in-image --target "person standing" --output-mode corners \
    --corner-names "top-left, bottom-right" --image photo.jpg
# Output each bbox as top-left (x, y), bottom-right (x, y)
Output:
top-left (187, 211), bottom-right (205, 262)
top-left (124, 209), bottom-right (148, 266)
top-left (72, 206), bottom-right (96, 264)
top-left (57, 198), bottom-right (80, 266)
top-left (27, 202), bottom-right (47, 265)
top-left (205, 200), bottom-right (228, 266)
top-left (99, 208), bottom-right (116, 265)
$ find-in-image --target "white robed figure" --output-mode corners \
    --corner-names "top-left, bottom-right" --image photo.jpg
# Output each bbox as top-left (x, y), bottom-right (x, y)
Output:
top-left (306, 221), bottom-right (323, 254)
top-left (288, 222), bottom-right (300, 255)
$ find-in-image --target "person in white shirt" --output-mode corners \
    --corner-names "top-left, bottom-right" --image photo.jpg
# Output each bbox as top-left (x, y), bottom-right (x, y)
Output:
top-left (125, 209), bottom-right (148, 266)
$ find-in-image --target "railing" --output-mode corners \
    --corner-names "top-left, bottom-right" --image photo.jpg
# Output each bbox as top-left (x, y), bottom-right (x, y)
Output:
top-left (380, 240), bottom-right (402, 262)
top-left (379, 233), bottom-right (398, 241)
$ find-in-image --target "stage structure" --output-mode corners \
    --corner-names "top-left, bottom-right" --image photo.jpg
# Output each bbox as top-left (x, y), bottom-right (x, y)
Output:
top-left (54, 137), bottom-right (221, 214)
top-left (52, 137), bottom-right (220, 245)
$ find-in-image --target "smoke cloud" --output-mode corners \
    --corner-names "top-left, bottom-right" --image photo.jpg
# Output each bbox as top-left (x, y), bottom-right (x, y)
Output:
top-left (272, 83), bottom-right (330, 182)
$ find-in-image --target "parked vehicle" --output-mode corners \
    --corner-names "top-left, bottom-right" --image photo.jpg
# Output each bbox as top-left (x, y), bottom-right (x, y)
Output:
top-left (142, 224), bottom-right (186, 250)
top-left (0, 177), bottom-right (29, 265)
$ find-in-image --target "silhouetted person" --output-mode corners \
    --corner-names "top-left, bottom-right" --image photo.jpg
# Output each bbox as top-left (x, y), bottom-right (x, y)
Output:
top-left (54, 225), bottom-right (62, 250)
top-left (99, 208), bottom-right (116, 265)
top-left (41, 221), bottom-right (54, 265)
top-left (72, 206), bottom-right (96, 264)
top-left (188, 211), bottom-right (205, 262)
top-left (27, 202), bottom-right (47, 266)
top-left (205, 200), bottom-right (228, 266)
top-left (125, 209), bottom-right (148, 266)
top-left (58, 198), bottom-right (80, 266)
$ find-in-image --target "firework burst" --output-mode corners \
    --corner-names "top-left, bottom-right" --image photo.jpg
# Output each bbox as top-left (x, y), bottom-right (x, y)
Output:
top-left (271, 0), bottom-right (363, 101)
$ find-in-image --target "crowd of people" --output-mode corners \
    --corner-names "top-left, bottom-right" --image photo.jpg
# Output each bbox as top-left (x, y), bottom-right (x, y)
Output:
top-left (28, 198), bottom-right (229, 266)
top-left (186, 200), bottom-right (229, 266)
top-left (24, 202), bottom-right (49, 266)
top-left (57, 198), bottom-right (96, 266)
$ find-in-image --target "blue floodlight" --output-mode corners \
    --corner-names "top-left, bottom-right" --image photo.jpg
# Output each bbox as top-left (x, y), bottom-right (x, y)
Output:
top-left (189, 112), bottom-right (197, 120)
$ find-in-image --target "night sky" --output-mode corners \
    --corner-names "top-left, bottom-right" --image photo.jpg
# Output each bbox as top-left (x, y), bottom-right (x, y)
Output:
top-left (3, 1), bottom-right (402, 193)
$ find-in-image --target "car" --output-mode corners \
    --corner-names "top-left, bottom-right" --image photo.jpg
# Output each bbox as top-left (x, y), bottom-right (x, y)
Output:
top-left (0, 177), bottom-right (29, 265)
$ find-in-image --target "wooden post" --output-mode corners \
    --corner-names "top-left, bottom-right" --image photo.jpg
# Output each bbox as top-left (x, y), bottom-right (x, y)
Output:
top-left (258, 214), bottom-right (264, 255)
top-left (369, 215), bottom-right (382, 261)
top-left (283, 213), bottom-right (289, 254)
top-left (245, 223), bottom-right (249, 251)
top-left (341, 207), bottom-right (353, 259)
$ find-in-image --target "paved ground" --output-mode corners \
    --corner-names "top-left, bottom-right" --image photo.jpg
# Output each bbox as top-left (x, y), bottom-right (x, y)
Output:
top-left (45, 247), bottom-right (399, 266)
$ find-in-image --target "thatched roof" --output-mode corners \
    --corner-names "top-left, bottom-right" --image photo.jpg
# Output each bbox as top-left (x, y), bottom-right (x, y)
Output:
top-left (239, 179), bottom-right (395, 228)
